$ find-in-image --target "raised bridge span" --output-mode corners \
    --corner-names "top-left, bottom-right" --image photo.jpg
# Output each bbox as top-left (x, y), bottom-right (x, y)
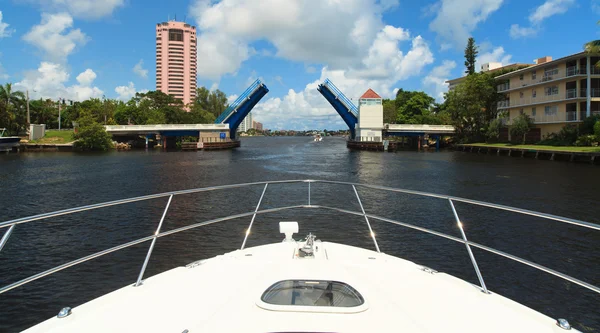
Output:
top-left (104, 78), bottom-right (454, 150)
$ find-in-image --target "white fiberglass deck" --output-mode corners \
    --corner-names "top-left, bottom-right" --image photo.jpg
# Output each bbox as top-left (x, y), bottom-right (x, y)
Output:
top-left (24, 238), bottom-right (574, 333)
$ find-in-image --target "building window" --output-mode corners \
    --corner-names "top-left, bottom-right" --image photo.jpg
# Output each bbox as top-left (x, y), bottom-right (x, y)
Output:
top-left (519, 92), bottom-right (524, 98)
top-left (169, 29), bottom-right (184, 41)
top-left (544, 66), bottom-right (558, 77)
top-left (532, 107), bottom-right (536, 116)
top-left (519, 109), bottom-right (524, 115)
top-left (531, 71), bottom-right (536, 80)
top-left (532, 90), bottom-right (537, 98)
top-left (544, 86), bottom-right (558, 96)
top-left (544, 105), bottom-right (558, 115)
top-left (519, 74), bottom-right (524, 80)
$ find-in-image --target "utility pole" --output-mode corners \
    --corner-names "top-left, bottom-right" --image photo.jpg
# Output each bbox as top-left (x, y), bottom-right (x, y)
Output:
top-left (58, 98), bottom-right (62, 130)
top-left (26, 90), bottom-right (30, 125)
top-left (26, 90), bottom-right (31, 135)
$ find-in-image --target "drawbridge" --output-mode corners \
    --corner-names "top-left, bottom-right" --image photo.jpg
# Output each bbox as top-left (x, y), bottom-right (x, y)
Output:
top-left (215, 79), bottom-right (269, 138)
top-left (317, 79), bottom-right (358, 139)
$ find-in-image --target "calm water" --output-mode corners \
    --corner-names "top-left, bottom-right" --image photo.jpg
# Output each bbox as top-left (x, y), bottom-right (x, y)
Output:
top-left (0, 137), bottom-right (599, 332)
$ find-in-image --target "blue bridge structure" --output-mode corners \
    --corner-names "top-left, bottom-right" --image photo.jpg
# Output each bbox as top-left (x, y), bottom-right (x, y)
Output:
top-left (215, 79), bottom-right (269, 138)
top-left (317, 79), bottom-right (358, 139)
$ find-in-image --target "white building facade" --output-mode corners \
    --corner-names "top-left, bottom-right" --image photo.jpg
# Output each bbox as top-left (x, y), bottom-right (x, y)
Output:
top-left (356, 89), bottom-right (383, 142)
top-left (237, 112), bottom-right (253, 132)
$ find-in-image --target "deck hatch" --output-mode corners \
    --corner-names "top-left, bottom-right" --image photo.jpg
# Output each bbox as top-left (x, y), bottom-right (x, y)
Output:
top-left (261, 280), bottom-right (364, 307)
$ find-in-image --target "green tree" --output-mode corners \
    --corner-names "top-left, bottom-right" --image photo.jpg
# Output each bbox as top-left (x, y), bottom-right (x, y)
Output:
top-left (464, 37), bottom-right (478, 75)
top-left (73, 112), bottom-right (114, 151)
top-left (510, 114), bottom-right (533, 144)
top-left (594, 120), bottom-right (600, 141)
top-left (192, 87), bottom-right (229, 120)
top-left (444, 72), bottom-right (501, 142)
top-left (0, 83), bottom-right (27, 135)
top-left (382, 99), bottom-right (396, 123)
top-left (397, 92), bottom-right (435, 123)
top-left (486, 118), bottom-right (503, 143)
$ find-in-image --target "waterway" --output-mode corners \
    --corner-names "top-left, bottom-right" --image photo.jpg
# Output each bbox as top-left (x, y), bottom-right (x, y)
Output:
top-left (1, 137), bottom-right (599, 332)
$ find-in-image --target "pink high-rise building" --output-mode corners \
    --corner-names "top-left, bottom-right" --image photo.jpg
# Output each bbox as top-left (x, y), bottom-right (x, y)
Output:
top-left (156, 21), bottom-right (197, 106)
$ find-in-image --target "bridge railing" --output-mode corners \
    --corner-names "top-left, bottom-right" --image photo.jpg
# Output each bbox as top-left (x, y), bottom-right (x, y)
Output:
top-left (321, 79), bottom-right (358, 118)
top-left (385, 124), bottom-right (455, 133)
top-left (215, 79), bottom-right (264, 124)
top-left (0, 179), bottom-right (598, 302)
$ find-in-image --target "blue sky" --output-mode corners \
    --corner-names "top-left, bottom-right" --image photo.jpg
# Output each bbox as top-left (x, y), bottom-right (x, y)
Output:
top-left (0, 0), bottom-right (599, 129)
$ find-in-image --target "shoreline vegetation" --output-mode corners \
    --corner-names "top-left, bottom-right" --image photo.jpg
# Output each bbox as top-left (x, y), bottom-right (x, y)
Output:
top-left (461, 143), bottom-right (600, 153)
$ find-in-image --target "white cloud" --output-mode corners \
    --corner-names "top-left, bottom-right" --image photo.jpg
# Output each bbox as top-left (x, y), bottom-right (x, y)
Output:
top-left (19, 0), bottom-right (124, 19)
top-left (14, 62), bottom-right (103, 101)
top-left (422, 60), bottom-right (456, 102)
top-left (305, 66), bottom-right (317, 74)
top-left (23, 12), bottom-right (88, 62)
top-left (76, 68), bottom-right (96, 86)
top-left (115, 82), bottom-right (137, 100)
top-left (252, 31), bottom-right (434, 130)
top-left (0, 11), bottom-right (15, 38)
top-left (476, 45), bottom-right (512, 71)
top-left (593, 0), bottom-right (600, 14)
top-left (510, 0), bottom-right (575, 39)
top-left (509, 24), bottom-right (537, 38)
top-left (189, 0), bottom-right (401, 79)
top-left (428, 0), bottom-right (504, 49)
top-left (529, 0), bottom-right (575, 24)
top-left (133, 59), bottom-right (148, 79)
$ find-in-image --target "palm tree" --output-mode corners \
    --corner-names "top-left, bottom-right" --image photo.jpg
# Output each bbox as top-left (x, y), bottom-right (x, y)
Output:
top-left (584, 21), bottom-right (600, 67)
top-left (0, 83), bottom-right (26, 135)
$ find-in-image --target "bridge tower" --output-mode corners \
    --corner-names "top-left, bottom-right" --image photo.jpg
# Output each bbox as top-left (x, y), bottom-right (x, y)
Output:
top-left (215, 79), bottom-right (269, 139)
top-left (356, 89), bottom-right (383, 142)
top-left (317, 79), bottom-right (358, 139)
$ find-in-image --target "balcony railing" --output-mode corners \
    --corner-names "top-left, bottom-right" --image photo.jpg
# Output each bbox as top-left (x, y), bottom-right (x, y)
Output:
top-left (497, 89), bottom-right (590, 108)
top-left (499, 66), bottom-right (597, 92)
top-left (579, 88), bottom-right (600, 97)
top-left (579, 67), bottom-right (600, 75)
top-left (497, 82), bottom-right (510, 92)
top-left (506, 112), bottom-right (582, 124)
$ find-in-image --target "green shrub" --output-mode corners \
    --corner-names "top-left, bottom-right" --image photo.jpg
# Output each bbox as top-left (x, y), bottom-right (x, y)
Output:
top-left (510, 114), bottom-right (532, 144)
top-left (538, 124), bottom-right (579, 146)
top-left (73, 114), bottom-right (114, 151)
top-left (575, 135), bottom-right (598, 146)
top-left (580, 115), bottom-right (600, 135)
top-left (486, 118), bottom-right (502, 143)
top-left (595, 120), bottom-right (600, 141)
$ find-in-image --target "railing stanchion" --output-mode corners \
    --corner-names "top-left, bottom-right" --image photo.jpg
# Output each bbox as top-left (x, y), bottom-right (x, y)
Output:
top-left (0, 225), bottom-right (15, 253)
top-left (449, 199), bottom-right (489, 294)
top-left (352, 185), bottom-right (381, 253)
top-left (241, 183), bottom-right (269, 250)
top-left (134, 194), bottom-right (173, 287)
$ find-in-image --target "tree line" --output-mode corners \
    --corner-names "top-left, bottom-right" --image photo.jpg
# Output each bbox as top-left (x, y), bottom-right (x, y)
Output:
top-left (0, 85), bottom-right (229, 136)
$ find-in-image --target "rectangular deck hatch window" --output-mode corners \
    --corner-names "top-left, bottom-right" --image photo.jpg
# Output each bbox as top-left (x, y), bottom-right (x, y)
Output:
top-left (261, 280), bottom-right (364, 307)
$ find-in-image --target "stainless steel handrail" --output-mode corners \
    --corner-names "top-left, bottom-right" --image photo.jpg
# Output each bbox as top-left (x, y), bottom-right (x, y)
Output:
top-left (0, 179), bottom-right (599, 298)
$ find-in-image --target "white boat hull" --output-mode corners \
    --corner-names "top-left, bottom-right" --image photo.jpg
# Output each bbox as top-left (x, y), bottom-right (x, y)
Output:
top-left (24, 241), bottom-right (575, 333)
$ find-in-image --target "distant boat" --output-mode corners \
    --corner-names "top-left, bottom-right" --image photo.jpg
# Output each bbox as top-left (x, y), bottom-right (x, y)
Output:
top-left (313, 134), bottom-right (323, 142)
top-left (0, 128), bottom-right (20, 151)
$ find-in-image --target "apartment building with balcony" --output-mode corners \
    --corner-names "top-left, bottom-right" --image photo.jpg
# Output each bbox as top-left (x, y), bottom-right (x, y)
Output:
top-left (496, 53), bottom-right (600, 139)
top-left (156, 21), bottom-right (197, 106)
top-left (446, 62), bottom-right (533, 91)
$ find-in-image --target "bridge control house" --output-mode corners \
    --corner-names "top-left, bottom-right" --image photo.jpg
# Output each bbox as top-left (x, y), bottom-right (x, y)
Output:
top-left (356, 89), bottom-right (384, 142)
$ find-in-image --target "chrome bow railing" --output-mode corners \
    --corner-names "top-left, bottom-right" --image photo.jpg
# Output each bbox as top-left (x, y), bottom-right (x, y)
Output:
top-left (0, 180), bottom-right (599, 296)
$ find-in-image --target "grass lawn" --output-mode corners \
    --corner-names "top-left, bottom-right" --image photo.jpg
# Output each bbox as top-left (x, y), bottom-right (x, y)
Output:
top-left (463, 143), bottom-right (600, 153)
top-left (28, 130), bottom-right (75, 144)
